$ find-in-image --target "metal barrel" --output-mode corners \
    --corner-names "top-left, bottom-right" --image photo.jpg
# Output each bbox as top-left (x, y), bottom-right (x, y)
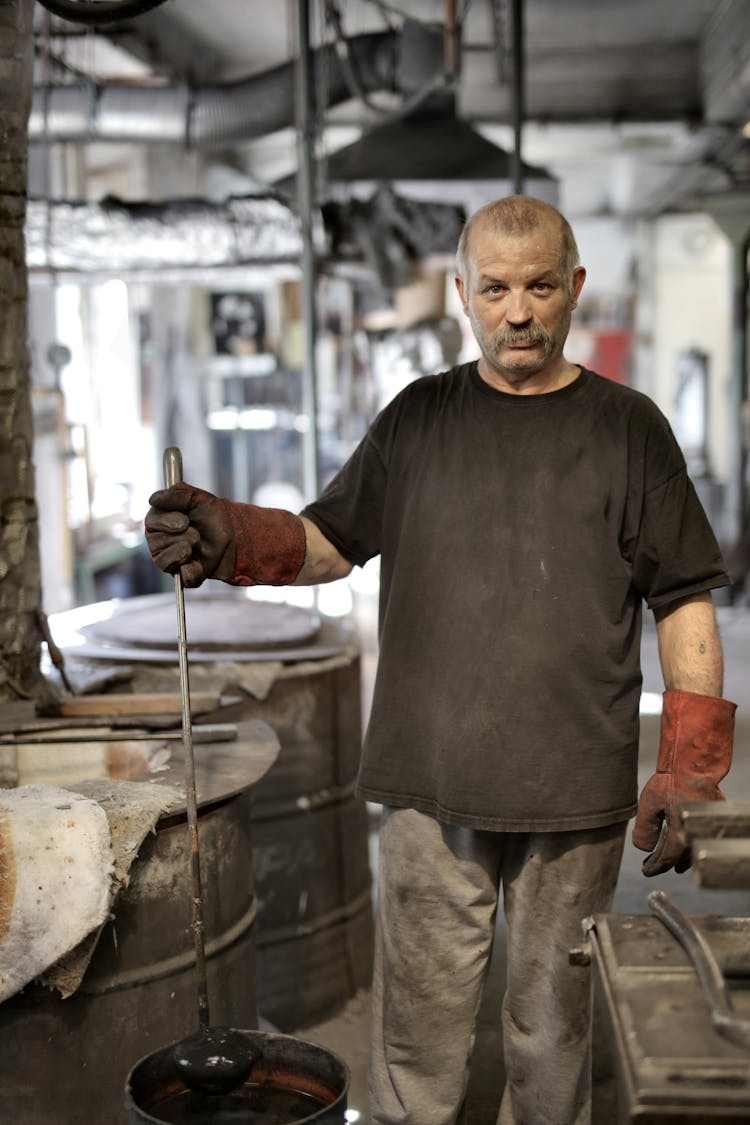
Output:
top-left (125, 1029), bottom-right (349, 1124)
top-left (235, 653), bottom-right (374, 1029)
top-left (64, 593), bottom-right (375, 1031)
top-left (0, 790), bottom-right (258, 1125)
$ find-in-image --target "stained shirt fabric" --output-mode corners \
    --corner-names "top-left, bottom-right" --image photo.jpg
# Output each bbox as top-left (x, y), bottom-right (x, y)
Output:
top-left (302, 363), bottom-right (730, 831)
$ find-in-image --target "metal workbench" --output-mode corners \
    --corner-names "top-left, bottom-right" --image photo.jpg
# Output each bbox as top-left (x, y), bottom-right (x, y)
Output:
top-left (584, 802), bottom-right (750, 1123)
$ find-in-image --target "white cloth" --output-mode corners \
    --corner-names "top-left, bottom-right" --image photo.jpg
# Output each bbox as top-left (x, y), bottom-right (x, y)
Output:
top-left (0, 785), bottom-right (113, 1001)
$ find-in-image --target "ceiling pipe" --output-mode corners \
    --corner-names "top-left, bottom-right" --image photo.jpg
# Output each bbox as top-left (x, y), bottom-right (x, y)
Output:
top-left (296, 0), bottom-right (320, 503)
top-left (511, 0), bottom-right (525, 194)
top-left (444, 0), bottom-right (459, 80)
top-left (27, 28), bottom-right (400, 147)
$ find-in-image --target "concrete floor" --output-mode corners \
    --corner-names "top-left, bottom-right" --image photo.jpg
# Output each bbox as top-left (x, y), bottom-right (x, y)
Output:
top-left (293, 605), bottom-right (750, 1124)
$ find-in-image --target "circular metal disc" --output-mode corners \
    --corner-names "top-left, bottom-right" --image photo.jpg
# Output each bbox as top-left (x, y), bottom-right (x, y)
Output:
top-left (14, 720), bottom-right (280, 817)
top-left (80, 593), bottom-right (321, 653)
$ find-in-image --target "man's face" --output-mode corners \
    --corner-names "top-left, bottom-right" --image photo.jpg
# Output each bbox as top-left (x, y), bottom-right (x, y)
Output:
top-left (455, 221), bottom-right (586, 391)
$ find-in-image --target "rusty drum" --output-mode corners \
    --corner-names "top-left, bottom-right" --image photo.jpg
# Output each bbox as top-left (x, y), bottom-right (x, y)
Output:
top-left (55, 591), bottom-right (375, 1031)
top-left (0, 720), bottom-right (279, 1125)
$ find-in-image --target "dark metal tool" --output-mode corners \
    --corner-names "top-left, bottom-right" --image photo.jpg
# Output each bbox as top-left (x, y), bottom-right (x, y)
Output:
top-left (163, 447), bottom-right (258, 1096)
top-left (648, 889), bottom-right (750, 1049)
top-left (0, 723), bottom-right (237, 744)
top-left (36, 608), bottom-right (77, 695)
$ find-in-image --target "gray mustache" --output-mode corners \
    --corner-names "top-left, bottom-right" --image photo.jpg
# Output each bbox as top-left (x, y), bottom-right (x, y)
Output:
top-left (496, 328), bottom-right (551, 345)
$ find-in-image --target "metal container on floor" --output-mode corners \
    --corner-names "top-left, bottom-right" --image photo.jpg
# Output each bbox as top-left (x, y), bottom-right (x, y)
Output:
top-left (0, 720), bottom-right (278, 1125)
top-left (126, 1030), bottom-right (349, 1123)
top-left (588, 912), bottom-right (750, 1122)
top-left (55, 591), bottom-right (375, 1030)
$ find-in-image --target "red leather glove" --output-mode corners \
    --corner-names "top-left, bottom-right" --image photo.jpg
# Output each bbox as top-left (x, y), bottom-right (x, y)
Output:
top-left (145, 482), bottom-right (306, 589)
top-left (633, 689), bottom-right (736, 876)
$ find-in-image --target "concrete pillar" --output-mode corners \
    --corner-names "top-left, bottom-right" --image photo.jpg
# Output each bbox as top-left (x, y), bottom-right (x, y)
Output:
top-left (704, 194), bottom-right (750, 553)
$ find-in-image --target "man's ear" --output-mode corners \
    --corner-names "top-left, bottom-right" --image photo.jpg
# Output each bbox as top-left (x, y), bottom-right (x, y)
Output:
top-left (570, 266), bottom-right (586, 309)
top-left (455, 273), bottom-right (469, 316)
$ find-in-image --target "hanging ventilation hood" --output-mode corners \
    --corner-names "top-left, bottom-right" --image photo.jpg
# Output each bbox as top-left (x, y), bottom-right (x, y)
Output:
top-left (328, 103), bottom-right (550, 185)
top-left (279, 94), bottom-right (557, 217)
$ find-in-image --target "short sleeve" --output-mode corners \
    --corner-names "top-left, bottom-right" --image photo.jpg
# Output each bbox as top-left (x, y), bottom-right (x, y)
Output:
top-left (632, 468), bottom-right (729, 608)
top-left (301, 375), bottom-right (442, 567)
top-left (301, 429), bottom-right (388, 566)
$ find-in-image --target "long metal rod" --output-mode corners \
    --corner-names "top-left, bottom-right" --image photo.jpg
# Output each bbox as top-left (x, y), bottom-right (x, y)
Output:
top-left (511, 0), bottom-right (525, 195)
top-left (296, 0), bottom-right (321, 502)
top-left (164, 446), bottom-right (210, 1031)
top-left (728, 235), bottom-right (749, 548)
top-left (0, 723), bottom-right (236, 744)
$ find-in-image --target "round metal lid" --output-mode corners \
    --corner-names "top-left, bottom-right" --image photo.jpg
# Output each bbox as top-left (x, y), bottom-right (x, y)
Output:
top-left (15, 719), bottom-right (279, 817)
top-left (80, 592), bottom-right (321, 653)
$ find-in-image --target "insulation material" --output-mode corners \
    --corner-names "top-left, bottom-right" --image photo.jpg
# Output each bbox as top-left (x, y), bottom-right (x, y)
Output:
top-left (0, 778), bottom-right (182, 1001)
top-left (40, 777), bottom-right (182, 997)
top-left (0, 785), bottom-right (113, 1002)
top-left (25, 195), bottom-right (304, 273)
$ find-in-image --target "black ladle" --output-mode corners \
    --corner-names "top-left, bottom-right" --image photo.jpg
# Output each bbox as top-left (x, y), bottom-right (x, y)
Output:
top-left (164, 447), bottom-right (260, 1096)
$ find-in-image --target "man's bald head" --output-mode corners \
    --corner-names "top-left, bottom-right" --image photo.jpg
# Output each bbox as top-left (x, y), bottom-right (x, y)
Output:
top-left (456, 196), bottom-right (580, 293)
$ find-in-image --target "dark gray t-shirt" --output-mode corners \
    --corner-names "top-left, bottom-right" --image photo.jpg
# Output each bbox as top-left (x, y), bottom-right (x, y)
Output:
top-left (302, 363), bottom-right (729, 831)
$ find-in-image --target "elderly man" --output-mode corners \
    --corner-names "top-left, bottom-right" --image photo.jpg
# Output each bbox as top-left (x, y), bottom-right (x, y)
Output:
top-left (146, 196), bottom-right (735, 1125)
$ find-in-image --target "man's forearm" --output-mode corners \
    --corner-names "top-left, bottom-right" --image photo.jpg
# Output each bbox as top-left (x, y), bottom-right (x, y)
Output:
top-left (293, 516), bottom-right (354, 585)
top-left (654, 591), bottom-right (723, 696)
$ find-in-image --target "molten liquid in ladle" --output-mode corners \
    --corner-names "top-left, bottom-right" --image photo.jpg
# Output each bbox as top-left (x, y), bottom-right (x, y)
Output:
top-left (172, 1026), bottom-right (260, 1096)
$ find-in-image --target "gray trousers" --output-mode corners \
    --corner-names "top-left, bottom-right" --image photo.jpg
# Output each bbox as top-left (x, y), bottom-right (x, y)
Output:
top-left (368, 806), bottom-right (627, 1125)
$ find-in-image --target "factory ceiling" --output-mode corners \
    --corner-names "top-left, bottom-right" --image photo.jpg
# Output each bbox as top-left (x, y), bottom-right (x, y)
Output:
top-left (28, 0), bottom-right (750, 229)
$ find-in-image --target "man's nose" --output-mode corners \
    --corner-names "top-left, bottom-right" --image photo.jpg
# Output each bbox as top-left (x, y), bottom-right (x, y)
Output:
top-left (505, 289), bottom-right (532, 324)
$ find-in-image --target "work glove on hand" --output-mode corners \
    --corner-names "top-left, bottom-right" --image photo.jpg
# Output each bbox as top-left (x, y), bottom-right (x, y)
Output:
top-left (632, 689), bottom-right (736, 877)
top-left (145, 482), bottom-right (306, 589)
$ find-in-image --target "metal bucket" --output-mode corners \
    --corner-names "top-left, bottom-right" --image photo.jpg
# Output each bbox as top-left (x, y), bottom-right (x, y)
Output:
top-left (0, 723), bottom-right (277, 1125)
top-left (59, 593), bottom-right (375, 1030)
top-left (125, 1030), bottom-right (349, 1124)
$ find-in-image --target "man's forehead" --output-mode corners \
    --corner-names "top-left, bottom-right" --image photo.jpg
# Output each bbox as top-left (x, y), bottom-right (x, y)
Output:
top-left (472, 236), bottom-right (563, 276)
top-left (469, 213), bottom-right (560, 252)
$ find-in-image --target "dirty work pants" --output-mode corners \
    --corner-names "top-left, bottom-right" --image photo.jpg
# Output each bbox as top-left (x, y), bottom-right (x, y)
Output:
top-left (368, 807), bottom-right (627, 1125)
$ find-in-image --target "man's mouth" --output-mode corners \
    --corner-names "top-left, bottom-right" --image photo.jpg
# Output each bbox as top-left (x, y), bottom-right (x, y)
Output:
top-left (499, 336), bottom-right (542, 350)
top-left (494, 328), bottom-right (548, 348)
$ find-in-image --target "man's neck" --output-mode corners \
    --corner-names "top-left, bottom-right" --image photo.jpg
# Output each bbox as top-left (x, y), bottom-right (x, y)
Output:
top-left (477, 357), bottom-right (581, 396)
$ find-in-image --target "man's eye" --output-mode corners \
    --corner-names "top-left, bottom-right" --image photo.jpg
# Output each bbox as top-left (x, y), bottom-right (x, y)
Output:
top-left (533, 283), bottom-right (552, 292)
top-left (486, 284), bottom-right (505, 294)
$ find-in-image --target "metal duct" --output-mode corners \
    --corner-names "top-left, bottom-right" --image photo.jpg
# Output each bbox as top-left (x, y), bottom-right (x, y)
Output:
top-left (25, 195), bottom-right (303, 273)
top-left (28, 29), bottom-right (402, 147)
